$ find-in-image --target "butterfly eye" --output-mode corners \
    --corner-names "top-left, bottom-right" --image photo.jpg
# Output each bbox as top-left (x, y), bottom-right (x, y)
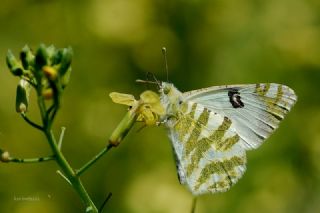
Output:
top-left (163, 87), bottom-right (170, 95)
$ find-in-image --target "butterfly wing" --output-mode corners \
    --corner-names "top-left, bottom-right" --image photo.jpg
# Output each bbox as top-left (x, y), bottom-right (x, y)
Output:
top-left (183, 83), bottom-right (297, 150)
top-left (162, 82), bottom-right (296, 195)
top-left (167, 101), bottom-right (247, 195)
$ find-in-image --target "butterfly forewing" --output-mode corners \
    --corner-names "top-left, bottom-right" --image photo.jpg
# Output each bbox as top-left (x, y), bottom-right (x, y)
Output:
top-left (183, 83), bottom-right (297, 150)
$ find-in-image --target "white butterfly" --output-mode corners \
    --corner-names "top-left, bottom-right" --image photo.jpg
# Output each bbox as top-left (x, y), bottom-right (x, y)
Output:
top-left (159, 82), bottom-right (297, 195)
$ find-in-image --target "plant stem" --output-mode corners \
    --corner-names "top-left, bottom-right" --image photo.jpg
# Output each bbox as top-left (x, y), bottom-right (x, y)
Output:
top-left (8, 155), bottom-right (55, 163)
top-left (76, 144), bottom-right (113, 177)
top-left (191, 197), bottom-right (197, 213)
top-left (99, 192), bottom-right (112, 212)
top-left (37, 95), bottom-right (98, 212)
top-left (45, 123), bottom-right (98, 212)
top-left (76, 108), bottom-right (138, 176)
top-left (21, 113), bottom-right (43, 131)
top-left (57, 170), bottom-right (72, 185)
top-left (58, 126), bottom-right (66, 150)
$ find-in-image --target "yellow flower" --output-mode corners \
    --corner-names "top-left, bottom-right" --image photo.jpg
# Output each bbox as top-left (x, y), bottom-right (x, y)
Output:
top-left (109, 90), bottom-right (164, 126)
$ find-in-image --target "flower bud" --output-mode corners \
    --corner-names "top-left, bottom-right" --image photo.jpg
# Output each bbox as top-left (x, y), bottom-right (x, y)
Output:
top-left (61, 68), bottom-right (72, 88)
top-left (42, 88), bottom-right (54, 100)
top-left (46, 45), bottom-right (56, 62)
top-left (20, 45), bottom-right (35, 70)
top-left (58, 47), bottom-right (73, 76)
top-left (0, 149), bottom-right (10, 163)
top-left (35, 44), bottom-right (49, 68)
top-left (16, 79), bottom-right (31, 113)
top-left (42, 66), bottom-right (58, 80)
top-left (6, 50), bottom-right (23, 76)
top-left (52, 49), bottom-right (63, 65)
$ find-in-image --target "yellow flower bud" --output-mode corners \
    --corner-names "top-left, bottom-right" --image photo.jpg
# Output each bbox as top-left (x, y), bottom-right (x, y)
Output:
top-left (42, 66), bottom-right (58, 80)
top-left (42, 88), bottom-right (54, 100)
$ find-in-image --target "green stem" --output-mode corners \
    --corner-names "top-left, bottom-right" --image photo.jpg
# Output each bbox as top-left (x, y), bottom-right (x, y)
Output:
top-left (76, 144), bottom-right (112, 177)
top-left (37, 94), bottom-right (98, 212)
top-left (58, 126), bottom-right (66, 150)
top-left (8, 155), bottom-right (55, 163)
top-left (191, 197), bottom-right (197, 213)
top-left (57, 170), bottom-right (72, 185)
top-left (45, 124), bottom-right (98, 212)
top-left (21, 113), bottom-right (43, 131)
top-left (99, 192), bottom-right (112, 212)
top-left (109, 109), bottom-right (138, 146)
top-left (76, 109), bottom-right (138, 176)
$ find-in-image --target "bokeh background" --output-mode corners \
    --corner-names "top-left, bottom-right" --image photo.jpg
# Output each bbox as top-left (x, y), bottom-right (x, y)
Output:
top-left (0, 0), bottom-right (320, 212)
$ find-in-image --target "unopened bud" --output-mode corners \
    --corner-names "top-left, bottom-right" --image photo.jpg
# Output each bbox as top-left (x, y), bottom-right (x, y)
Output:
top-left (35, 44), bottom-right (49, 68)
top-left (52, 49), bottom-right (63, 65)
top-left (58, 47), bottom-right (73, 76)
top-left (46, 45), bottom-right (56, 61)
top-left (16, 79), bottom-right (31, 113)
top-left (42, 88), bottom-right (54, 100)
top-left (0, 149), bottom-right (10, 163)
top-left (20, 45), bottom-right (35, 70)
top-left (61, 68), bottom-right (72, 88)
top-left (42, 66), bottom-right (58, 80)
top-left (6, 50), bottom-right (23, 76)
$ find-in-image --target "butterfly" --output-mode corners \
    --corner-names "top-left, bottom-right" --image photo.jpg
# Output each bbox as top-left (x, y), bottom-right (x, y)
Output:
top-left (159, 82), bottom-right (297, 195)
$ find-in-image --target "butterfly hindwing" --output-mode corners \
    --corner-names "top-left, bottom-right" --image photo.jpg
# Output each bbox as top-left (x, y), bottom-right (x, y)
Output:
top-left (167, 101), bottom-right (247, 195)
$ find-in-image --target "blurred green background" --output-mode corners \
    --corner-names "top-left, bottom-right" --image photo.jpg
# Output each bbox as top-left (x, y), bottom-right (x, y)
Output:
top-left (1, 0), bottom-right (320, 212)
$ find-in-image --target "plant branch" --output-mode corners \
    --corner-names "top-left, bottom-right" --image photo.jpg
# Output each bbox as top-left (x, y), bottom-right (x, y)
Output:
top-left (58, 126), bottom-right (66, 150)
top-left (76, 144), bottom-right (113, 177)
top-left (20, 113), bottom-right (43, 131)
top-left (50, 105), bottom-right (59, 123)
top-left (47, 104), bottom-right (55, 115)
top-left (76, 108), bottom-right (138, 176)
top-left (7, 155), bottom-right (55, 163)
top-left (99, 192), bottom-right (112, 213)
top-left (57, 170), bottom-right (72, 185)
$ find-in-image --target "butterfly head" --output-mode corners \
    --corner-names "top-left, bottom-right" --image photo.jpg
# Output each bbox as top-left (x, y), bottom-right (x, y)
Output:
top-left (160, 82), bottom-right (181, 96)
top-left (159, 82), bottom-right (183, 115)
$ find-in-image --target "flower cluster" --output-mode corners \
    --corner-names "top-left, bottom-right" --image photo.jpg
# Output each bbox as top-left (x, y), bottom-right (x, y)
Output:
top-left (6, 44), bottom-right (73, 113)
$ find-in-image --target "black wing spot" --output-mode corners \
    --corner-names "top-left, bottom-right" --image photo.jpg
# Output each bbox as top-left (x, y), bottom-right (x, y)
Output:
top-left (228, 89), bottom-right (244, 108)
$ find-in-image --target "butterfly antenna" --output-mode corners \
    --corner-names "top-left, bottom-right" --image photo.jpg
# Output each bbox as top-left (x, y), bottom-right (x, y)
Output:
top-left (152, 73), bottom-right (161, 89)
top-left (147, 72), bottom-right (160, 86)
top-left (136, 79), bottom-right (159, 85)
top-left (162, 47), bottom-right (169, 81)
top-left (144, 72), bottom-right (153, 89)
